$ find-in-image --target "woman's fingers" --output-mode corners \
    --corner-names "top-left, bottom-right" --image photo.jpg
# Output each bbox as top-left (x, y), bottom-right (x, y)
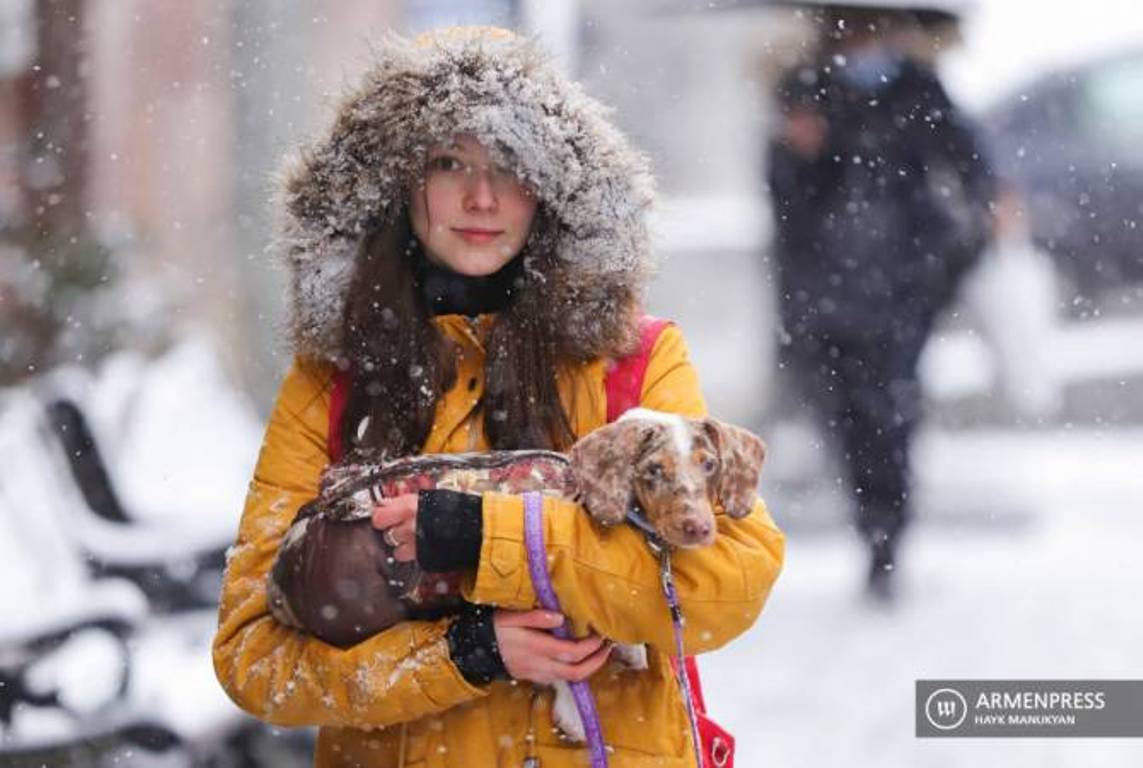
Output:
top-left (377, 518), bottom-right (417, 562)
top-left (372, 494), bottom-right (419, 561)
top-left (495, 610), bottom-right (608, 660)
top-left (519, 639), bottom-right (613, 684)
top-left (381, 520), bottom-right (415, 544)
top-left (371, 494), bottom-right (418, 529)
top-left (549, 641), bottom-right (614, 682)
top-left (495, 609), bottom-right (565, 630)
top-left (535, 632), bottom-right (606, 664)
top-left (493, 609), bottom-right (614, 684)
top-left (391, 529), bottom-right (417, 562)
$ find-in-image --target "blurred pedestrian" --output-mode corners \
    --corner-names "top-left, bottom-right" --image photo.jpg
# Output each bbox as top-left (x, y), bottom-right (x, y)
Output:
top-left (766, 4), bottom-right (996, 599)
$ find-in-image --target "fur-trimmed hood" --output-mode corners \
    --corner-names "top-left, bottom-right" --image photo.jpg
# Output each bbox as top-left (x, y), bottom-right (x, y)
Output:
top-left (276, 27), bottom-right (656, 364)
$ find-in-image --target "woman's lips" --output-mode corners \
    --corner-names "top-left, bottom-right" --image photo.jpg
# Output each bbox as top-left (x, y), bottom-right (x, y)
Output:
top-left (453, 228), bottom-right (502, 244)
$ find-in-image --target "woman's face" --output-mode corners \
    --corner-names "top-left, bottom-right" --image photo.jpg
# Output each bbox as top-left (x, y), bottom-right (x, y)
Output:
top-left (409, 134), bottom-right (537, 276)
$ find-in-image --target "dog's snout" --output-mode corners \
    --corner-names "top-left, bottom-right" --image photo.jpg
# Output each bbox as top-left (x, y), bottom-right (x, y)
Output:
top-left (681, 518), bottom-right (712, 541)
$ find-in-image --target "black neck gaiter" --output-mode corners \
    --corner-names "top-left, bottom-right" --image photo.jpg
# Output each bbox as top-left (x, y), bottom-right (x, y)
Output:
top-left (412, 245), bottom-right (525, 317)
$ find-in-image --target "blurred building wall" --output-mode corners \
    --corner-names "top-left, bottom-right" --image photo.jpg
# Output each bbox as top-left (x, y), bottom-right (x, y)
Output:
top-left (576, 2), bottom-right (798, 423)
top-left (87, 0), bottom-right (235, 355)
top-left (81, 1), bottom-right (401, 410)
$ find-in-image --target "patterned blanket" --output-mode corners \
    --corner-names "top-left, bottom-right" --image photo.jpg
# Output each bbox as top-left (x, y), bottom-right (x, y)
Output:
top-left (267, 451), bottom-right (574, 647)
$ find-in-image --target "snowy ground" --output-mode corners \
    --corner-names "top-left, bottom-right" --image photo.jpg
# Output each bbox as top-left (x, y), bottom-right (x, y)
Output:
top-left (703, 426), bottom-right (1143, 767)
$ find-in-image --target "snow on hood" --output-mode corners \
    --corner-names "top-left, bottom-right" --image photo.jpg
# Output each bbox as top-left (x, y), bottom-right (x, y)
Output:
top-left (275, 27), bottom-right (657, 363)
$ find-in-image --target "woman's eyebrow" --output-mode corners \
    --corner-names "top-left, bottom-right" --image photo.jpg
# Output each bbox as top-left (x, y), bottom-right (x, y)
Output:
top-left (427, 146), bottom-right (471, 162)
top-left (430, 138), bottom-right (466, 153)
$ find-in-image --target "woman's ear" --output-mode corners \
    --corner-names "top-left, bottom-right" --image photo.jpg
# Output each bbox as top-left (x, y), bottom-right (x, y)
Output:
top-left (569, 420), bottom-right (652, 525)
top-left (701, 418), bottom-right (767, 519)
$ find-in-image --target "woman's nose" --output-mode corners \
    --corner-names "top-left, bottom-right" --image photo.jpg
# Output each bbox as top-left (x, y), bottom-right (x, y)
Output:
top-left (463, 168), bottom-right (498, 212)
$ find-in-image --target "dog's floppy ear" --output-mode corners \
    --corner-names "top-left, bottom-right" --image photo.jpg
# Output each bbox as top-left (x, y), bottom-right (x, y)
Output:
top-left (569, 420), bottom-right (655, 525)
top-left (701, 418), bottom-right (766, 519)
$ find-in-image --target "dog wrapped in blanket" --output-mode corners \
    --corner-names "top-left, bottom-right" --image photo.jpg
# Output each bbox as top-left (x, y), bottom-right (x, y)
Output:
top-left (266, 409), bottom-right (765, 740)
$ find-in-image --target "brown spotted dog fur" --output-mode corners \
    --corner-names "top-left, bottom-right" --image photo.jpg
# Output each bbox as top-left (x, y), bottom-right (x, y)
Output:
top-left (570, 408), bottom-right (766, 548)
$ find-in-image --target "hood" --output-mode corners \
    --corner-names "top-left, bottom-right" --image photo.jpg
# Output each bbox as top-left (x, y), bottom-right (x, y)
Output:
top-left (275, 27), bottom-right (656, 364)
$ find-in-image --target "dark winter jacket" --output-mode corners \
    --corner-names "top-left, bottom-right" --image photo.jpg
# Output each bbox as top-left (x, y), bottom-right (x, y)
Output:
top-left (768, 55), bottom-right (997, 343)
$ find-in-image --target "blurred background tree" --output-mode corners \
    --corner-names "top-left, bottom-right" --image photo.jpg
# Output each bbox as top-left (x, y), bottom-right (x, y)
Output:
top-left (0, 0), bottom-right (138, 385)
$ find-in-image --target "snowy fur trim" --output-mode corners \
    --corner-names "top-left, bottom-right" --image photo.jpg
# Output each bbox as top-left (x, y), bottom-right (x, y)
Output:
top-left (275, 27), bottom-right (656, 362)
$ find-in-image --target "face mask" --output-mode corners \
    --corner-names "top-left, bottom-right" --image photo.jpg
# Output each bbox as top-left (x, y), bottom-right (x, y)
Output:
top-left (836, 49), bottom-right (902, 91)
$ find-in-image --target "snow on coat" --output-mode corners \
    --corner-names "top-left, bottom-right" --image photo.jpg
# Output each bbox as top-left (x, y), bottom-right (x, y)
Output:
top-left (214, 27), bottom-right (785, 767)
top-left (212, 318), bottom-right (786, 767)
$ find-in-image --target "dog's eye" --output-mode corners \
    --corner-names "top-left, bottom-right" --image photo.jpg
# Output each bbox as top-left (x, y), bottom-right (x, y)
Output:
top-left (701, 457), bottom-right (718, 475)
top-left (643, 463), bottom-right (664, 481)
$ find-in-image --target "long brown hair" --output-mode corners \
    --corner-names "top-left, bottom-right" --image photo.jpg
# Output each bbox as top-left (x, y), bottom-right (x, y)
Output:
top-left (338, 206), bottom-right (577, 459)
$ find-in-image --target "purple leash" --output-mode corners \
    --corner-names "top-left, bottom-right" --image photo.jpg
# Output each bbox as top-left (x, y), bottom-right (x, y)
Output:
top-left (657, 545), bottom-right (707, 768)
top-left (522, 491), bottom-right (610, 768)
top-left (628, 510), bottom-right (706, 767)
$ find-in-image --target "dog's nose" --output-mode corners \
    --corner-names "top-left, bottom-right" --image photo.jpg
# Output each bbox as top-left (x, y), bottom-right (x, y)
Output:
top-left (682, 519), bottom-right (712, 541)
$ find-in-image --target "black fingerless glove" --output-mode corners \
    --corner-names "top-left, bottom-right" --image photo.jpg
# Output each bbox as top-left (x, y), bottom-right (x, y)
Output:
top-left (446, 602), bottom-right (507, 686)
top-left (416, 489), bottom-right (483, 572)
top-left (417, 491), bottom-right (501, 685)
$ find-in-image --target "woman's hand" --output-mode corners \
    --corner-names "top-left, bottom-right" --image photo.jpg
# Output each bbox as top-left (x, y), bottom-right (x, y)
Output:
top-left (493, 609), bottom-right (613, 685)
top-left (371, 494), bottom-right (419, 563)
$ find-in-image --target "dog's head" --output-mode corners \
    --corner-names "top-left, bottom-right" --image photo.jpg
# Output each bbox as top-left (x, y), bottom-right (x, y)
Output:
top-left (569, 409), bottom-right (766, 548)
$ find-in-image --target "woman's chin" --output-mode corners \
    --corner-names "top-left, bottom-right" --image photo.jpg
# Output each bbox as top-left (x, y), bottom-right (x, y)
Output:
top-left (439, 249), bottom-right (517, 276)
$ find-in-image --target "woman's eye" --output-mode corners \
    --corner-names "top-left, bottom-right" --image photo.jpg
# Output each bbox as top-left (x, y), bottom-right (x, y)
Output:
top-left (428, 155), bottom-right (465, 173)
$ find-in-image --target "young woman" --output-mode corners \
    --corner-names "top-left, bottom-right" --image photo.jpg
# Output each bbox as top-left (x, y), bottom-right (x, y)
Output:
top-left (212, 27), bottom-right (785, 767)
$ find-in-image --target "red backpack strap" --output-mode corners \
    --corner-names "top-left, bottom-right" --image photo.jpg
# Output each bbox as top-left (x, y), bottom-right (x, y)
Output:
top-left (667, 655), bottom-right (709, 713)
top-left (327, 370), bottom-right (351, 463)
top-left (609, 318), bottom-right (713, 724)
top-left (604, 315), bottom-right (672, 424)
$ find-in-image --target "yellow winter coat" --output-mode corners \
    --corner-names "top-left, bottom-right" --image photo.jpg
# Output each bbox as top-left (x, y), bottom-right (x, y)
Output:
top-left (213, 315), bottom-right (785, 767)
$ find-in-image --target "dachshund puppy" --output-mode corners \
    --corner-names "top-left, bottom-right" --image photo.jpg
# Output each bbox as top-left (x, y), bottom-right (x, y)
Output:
top-left (571, 408), bottom-right (766, 546)
top-left (549, 409), bottom-right (765, 740)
